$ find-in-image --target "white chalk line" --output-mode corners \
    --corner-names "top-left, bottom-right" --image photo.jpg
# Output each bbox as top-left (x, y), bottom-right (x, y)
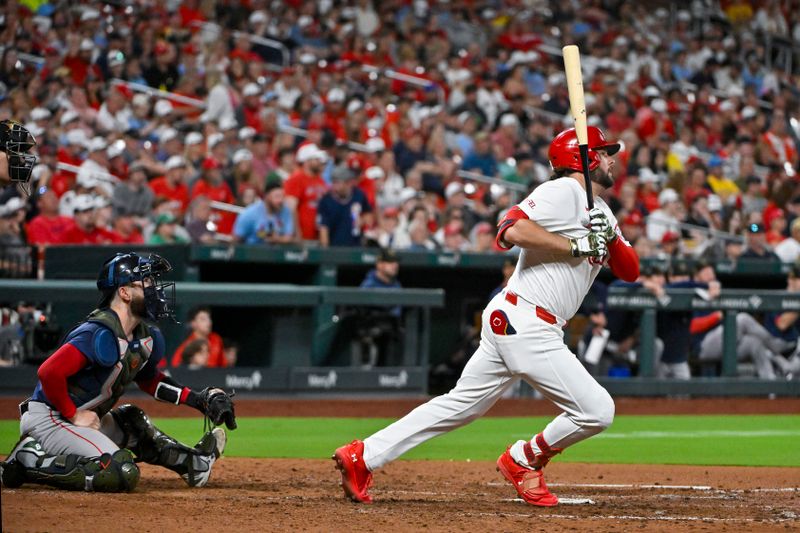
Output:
top-left (485, 482), bottom-right (711, 490)
top-left (503, 497), bottom-right (595, 505)
top-left (486, 482), bottom-right (800, 493)
top-left (553, 483), bottom-right (713, 490)
top-left (468, 512), bottom-right (798, 523)
top-left (512, 429), bottom-right (800, 440)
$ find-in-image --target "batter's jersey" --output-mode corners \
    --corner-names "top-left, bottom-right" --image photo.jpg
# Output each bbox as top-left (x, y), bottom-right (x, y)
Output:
top-left (506, 177), bottom-right (624, 320)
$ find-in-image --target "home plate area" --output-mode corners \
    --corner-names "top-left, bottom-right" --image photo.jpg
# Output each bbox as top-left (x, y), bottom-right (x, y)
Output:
top-left (506, 497), bottom-right (596, 505)
top-left (3, 459), bottom-right (799, 532)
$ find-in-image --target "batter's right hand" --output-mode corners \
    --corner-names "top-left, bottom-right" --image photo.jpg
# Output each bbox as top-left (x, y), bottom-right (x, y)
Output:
top-left (70, 409), bottom-right (101, 430)
top-left (570, 232), bottom-right (608, 258)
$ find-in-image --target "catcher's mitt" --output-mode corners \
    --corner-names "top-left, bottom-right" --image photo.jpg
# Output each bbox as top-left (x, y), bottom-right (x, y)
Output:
top-left (199, 387), bottom-right (237, 429)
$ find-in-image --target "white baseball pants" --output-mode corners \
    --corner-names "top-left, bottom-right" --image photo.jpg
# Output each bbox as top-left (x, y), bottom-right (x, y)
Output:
top-left (363, 290), bottom-right (614, 471)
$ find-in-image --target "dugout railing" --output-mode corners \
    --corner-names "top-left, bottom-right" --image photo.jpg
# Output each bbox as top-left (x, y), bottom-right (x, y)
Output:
top-left (604, 286), bottom-right (800, 396)
top-left (2, 245), bottom-right (799, 396)
top-left (0, 279), bottom-right (444, 395)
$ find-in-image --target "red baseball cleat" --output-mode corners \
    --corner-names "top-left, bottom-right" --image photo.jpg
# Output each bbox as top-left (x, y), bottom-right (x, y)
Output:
top-left (496, 446), bottom-right (558, 507)
top-left (332, 440), bottom-right (373, 503)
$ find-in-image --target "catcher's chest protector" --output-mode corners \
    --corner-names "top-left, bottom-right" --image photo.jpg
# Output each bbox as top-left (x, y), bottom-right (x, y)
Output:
top-left (75, 309), bottom-right (155, 415)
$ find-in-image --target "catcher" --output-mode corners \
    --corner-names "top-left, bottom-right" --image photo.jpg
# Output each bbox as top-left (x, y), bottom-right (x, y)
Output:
top-left (0, 252), bottom-right (236, 492)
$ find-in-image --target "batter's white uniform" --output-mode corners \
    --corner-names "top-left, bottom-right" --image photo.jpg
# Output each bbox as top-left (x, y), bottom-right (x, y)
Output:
top-left (363, 177), bottom-right (624, 471)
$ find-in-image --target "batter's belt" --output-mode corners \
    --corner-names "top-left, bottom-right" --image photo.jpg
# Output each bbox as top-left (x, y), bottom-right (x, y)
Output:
top-left (504, 291), bottom-right (566, 327)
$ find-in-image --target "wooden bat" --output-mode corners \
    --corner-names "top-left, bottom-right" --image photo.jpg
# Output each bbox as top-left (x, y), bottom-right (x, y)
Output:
top-left (562, 44), bottom-right (593, 210)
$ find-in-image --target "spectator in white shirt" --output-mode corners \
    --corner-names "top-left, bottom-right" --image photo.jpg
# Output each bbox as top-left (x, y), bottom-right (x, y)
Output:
top-left (775, 218), bottom-right (800, 264)
top-left (646, 188), bottom-right (683, 243)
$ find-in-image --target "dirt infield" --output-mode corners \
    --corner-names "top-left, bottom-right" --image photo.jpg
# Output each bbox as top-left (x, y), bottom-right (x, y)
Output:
top-left (2, 397), bottom-right (799, 532)
top-left (3, 460), bottom-right (799, 532)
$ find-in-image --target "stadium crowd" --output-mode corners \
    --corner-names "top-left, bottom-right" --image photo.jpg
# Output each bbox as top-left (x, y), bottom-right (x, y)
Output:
top-left (0, 0), bottom-right (798, 260)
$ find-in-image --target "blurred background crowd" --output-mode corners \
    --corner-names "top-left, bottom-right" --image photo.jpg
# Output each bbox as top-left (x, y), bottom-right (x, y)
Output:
top-left (2, 0), bottom-right (800, 378)
top-left (0, 0), bottom-right (799, 260)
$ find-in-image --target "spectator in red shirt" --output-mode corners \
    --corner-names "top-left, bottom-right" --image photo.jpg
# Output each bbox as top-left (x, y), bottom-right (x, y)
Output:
top-left (111, 209), bottom-right (144, 244)
top-left (322, 88), bottom-right (347, 140)
top-left (148, 155), bottom-right (190, 216)
top-left (240, 82), bottom-right (264, 131)
top-left (191, 157), bottom-right (236, 234)
top-left (637, 168), bottom-right (662, 214)
top-left (26, 187), bottom-right (76, 245)
top-left (63, 38), bottom-right (95, 86)
top-left (765, 207), bottom-right (787, 246)
top-left (284, 143), bottom-right (329, 240)
top-left (60, 195), bottom-right (121, 245)
top-left (606, 97), bottom-right (633, 136)
top-left (169, 307), bottom-right (227, 368)
top-left (178, 0), bottom-right (206, 29)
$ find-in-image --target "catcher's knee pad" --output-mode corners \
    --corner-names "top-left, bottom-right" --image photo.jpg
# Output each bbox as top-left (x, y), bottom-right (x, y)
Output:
top-left (111, 404), bottom-right (156, 446)
top-left (89, 449), bottom-right (140, 493)
top-left (111, 403), bottom-right (167, 463)
top-left (111, 404), bottom-right (220, 487)
top-left (3, 438), bottom-right (138, 492)
top-left (2, 436), bottom-right (86, 491)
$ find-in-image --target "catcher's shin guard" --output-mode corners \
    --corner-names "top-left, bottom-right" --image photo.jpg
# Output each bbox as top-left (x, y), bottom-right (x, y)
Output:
top-left (112, 404), bottom-right (225, 487)
top-left (0, 436), bottom-right (139, 492)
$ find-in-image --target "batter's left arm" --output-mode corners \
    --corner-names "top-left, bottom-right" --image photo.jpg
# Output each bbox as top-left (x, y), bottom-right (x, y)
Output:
top-left (606, 236), bottom-right (639, 282)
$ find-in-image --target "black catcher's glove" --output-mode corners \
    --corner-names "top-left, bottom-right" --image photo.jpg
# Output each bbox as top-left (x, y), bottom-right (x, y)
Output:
top-left (199, 387), bottom-right (237, 429)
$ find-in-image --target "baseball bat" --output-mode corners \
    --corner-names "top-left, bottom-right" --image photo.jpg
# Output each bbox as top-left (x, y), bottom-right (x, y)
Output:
top-left (562, 44), bottom-right (593, 210)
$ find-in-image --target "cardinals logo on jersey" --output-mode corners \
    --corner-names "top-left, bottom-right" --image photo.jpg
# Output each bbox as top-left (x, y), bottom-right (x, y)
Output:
top-left (489, 310), bottom-right (517, 335)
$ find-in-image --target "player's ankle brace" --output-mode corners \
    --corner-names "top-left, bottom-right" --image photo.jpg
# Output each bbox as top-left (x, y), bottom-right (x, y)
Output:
top-left (524, 434), bottom-right (563, 470)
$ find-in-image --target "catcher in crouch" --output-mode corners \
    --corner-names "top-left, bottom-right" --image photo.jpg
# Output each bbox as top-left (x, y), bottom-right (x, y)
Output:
top-left (0, 252), bottom-right (237, 492)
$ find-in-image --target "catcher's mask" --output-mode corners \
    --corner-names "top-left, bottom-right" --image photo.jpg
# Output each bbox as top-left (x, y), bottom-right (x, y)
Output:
top-left (0, 119), bottom-right (37, 190)
top-left (97, 252), bottom-right (177, 322)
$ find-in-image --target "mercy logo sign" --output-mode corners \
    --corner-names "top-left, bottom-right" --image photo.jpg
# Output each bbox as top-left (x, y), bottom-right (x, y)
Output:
top-left (378, 370), bottom-right (409, 388)
top-left (225, 370), bottom-right (263, 390)
top-left (308, 370), bottom-right (338, 389)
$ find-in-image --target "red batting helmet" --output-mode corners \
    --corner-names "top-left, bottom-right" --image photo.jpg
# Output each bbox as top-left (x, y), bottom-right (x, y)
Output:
top-left (548, 126), bottom-right (620, 172)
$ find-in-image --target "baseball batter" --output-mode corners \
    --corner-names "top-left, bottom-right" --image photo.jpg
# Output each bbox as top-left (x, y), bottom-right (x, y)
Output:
top-left (0, 253), bottom-right (237, 492)
top-left (334, 126), bottom-right (639, 506)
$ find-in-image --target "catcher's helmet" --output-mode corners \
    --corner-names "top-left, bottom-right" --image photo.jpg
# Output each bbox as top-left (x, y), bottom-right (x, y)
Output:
top-left (0, 119), bottom-right (37, 184)
top-left (97, 252), bottom-right (176, 322)
top-left (548, 126), bottom-right (620, 173)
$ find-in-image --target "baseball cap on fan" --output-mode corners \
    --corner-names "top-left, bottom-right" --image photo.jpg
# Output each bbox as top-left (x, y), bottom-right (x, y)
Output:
top-left (87, 137), bottom-right (108, 153)
top-left (72, 194), bottom-right (96, 213)
top-left (0, 197), bottom-right (26, 218)
top-left (444, 181), bottom-right (464, 199)
top-left (658, 188), bottom-right (679, 206)
top-left (242, 83), bottom-right (261, 97)
top-left (160, 128), bottom-right (179, 144)
top-left (185, 132), bottom-right (204, 146)
top-left (154, 100), bottom-right (173, 117)
top-left (30, 107), bottom-right (51, 121)
top-left (238, 127), bottom-right (257, 141)
top-left (165, 155), bottom-right (186, 170)
top-left (296, 143), bottom-right (327, 163)
top-left (60, 110), bottom-right (80, 126)
top-left (365, 137), bottom-right (386, 153)
top-left (233, 149), bottom-right (253, 165)
top-left (327, 88), bottom-right (346, 103)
